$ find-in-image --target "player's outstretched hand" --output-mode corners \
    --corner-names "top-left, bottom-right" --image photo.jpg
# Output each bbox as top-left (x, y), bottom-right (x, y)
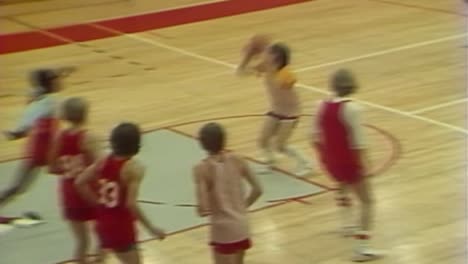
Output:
top-left (3, 130), bottom-right (26, 140)
top-left (58, 66), bottom-right (77, 77)
top-left (3, 131), bottom-right (15, 140)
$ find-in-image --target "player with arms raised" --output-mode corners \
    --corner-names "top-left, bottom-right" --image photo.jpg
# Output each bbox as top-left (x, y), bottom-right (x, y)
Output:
top-left (237, 35), bottom-right (312, 176)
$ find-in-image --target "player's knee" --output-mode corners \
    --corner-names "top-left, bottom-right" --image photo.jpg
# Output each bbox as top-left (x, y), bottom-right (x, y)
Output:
top-left (257, 136), bottom-right (269, 149)
top-left (276, 144), bottom-right (287, 153)
top-left (77, 236), bottom-right (89, 248)
top-left (361, 195), bottom-right (374, 207)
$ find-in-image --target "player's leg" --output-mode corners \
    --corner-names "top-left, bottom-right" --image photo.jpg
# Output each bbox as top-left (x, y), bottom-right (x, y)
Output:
top-left (213, 251), bottom-right (235, 264)
top-left (114, 246), bottom-right (141, 264)
top-left (258, 115), bottom-right (279, 169)
top-left (68, 221), bottom-right (91, 264)
top-left (91, 237), bottom-right (108, 264)
top-left (350, 178), bottom-right (381, 261)
top-left (92, 245), bottom-right (106, 263)
top-left (335, 183), bottom-right (355, 237)
top-left (234, 250), bottom-right (245, 264)
top-left (275, 119), bottom-right (312, 176)
top-left (351, 178), bottom-right (373, 235)
top-left (0, 161), bottom-right (39, 207)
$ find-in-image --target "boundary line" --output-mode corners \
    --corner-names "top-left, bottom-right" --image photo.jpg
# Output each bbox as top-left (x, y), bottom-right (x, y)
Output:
top-left (295, 33), bottom-right (467, 73)
top-left (90, 23), bottom-right (468, 135)
top-left (409, 98), bottom-right (468, 114)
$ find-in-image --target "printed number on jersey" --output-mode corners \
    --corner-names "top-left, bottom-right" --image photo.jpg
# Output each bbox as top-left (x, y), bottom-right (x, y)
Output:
top-left (98, 179), bottom-right (120, 208)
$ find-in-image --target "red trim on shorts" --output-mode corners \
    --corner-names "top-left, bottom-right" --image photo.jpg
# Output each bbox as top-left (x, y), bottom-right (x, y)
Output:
top-left (335, 196), bottom-right (352, 207)
top-left (266, 111), bottom-right (298, 120)
top-left (355, 234), bottom-right (370, 240)
top-left (95, 220), bottom-right (137, 251)
top-left (210, 239), bottom-right (252, 254)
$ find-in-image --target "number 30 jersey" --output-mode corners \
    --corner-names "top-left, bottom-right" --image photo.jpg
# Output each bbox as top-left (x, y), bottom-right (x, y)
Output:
top-left (95, 155), bottom-right (132, 213)
top-left (94, 155), bottom-right (137, 249)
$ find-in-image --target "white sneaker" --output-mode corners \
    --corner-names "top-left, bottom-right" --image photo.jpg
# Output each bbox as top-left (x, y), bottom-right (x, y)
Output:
top-left (256, 164), bottom-right (274, 174)
top-left (257, 152), bottom-right (276, 174)
top-left (351, 249), bottom-right (383, 262)
top-left (13, 212), bottom-right (44, 228)
top-left (341, 226), bottom-right (357, 237)
top-left (295, 162), bottom-right (313, 177)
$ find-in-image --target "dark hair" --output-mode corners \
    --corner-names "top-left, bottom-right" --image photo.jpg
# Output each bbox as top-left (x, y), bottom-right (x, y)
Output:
top-left (269, 43), bottom-right (290, 70)
top-left (330, 69), bottom-right (358, 97)
top-left (30, 69), bottom-right (59, 94)
top-left (199, 122), bottom-right (225, 154)
top-left (62, 97), bottom-right (88, 124)
top-left (111, 123), bottom-right (141, 156)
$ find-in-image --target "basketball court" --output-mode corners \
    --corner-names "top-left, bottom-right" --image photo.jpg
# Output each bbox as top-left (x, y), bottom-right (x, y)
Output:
top-left (0, 0), bottom-right (465, 263)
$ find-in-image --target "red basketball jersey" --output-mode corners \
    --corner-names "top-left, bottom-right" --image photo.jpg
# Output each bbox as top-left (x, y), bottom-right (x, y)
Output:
top-left (94, 155), bottom-right (136, 249)
top-left (27, 117), bottom-right (58, 166)
top-left (56, 129), bottom-right (95, 220)
top-left (317, 100), bottom-right (362, 183)
top-left (95, 156), bottom-right (133, 218)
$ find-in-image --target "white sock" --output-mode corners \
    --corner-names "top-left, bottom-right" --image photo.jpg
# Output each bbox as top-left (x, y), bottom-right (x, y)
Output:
top-left (336, 196), bottom-right (353, 231)
top-left (285, 146), bottom-right (309, 165)
top-left (354, 230), bottom-right (371, 252)
top-left (261, 148), bottom-right (275, 164)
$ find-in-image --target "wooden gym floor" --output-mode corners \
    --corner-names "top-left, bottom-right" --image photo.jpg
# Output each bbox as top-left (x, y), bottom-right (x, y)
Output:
top-left (0, 0), bottom-right (466, 263)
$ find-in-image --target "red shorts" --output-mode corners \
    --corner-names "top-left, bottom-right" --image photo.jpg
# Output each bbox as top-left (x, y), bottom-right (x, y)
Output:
top-left (326, 164), bottom-right (362, 184)
top-left (210, 239), bottom-right (252, 254)
top-left (63, 207), bottom-right (95, 222)
top-left (25, 147), bottom-right (49, 166)
top-left (25, 133), bottom-right (54, 167)
top-left (60, 181), bottom-right (96, 221)
top-left (95, 219), bottom-right (136, 251)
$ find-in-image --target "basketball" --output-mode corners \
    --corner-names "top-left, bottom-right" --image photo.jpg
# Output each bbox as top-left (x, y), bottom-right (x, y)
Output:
top-left (244, 34), bottom-right (271, 56)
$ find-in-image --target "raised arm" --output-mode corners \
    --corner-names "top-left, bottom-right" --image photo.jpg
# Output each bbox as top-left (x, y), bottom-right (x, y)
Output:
top-left (3, 99), bottom-right (52, 140)
top-left (237, 35), bottom-right (270, 76)
top-left (28, 66), bottom-right (76, 103)
top-left (55, 66), bottom-right (77, 78)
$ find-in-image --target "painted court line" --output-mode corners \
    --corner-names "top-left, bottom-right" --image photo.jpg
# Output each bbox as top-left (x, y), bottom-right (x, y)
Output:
top-left (409, 98), bottom-right (468, 114)
top-left (165, 126), bottom-right (334, 190)
top-left (368, 0), bottom-right (467, 17)
top-left (295, 33), bottom-right (467, 72)
top-left (89, 0), bottom-right (229, 24)
top-left (0, 0), bottom-right (125, 18)
top-left (0, 0), bottom-right (312, 54)
top-left (163, 118), bottom-right (400, 190)
top-left (92, 24), bottom-right (234, 68)
top-left (6, 17), bottom-right (75, 43)
top-left (90, 23), bottom-right (468, 135)
top-left (296, 83), bottom-right (468, 135)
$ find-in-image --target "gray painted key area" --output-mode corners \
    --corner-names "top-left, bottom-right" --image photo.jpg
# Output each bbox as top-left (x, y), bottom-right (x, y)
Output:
top-left (0, 130), bottom-right (322, 264)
